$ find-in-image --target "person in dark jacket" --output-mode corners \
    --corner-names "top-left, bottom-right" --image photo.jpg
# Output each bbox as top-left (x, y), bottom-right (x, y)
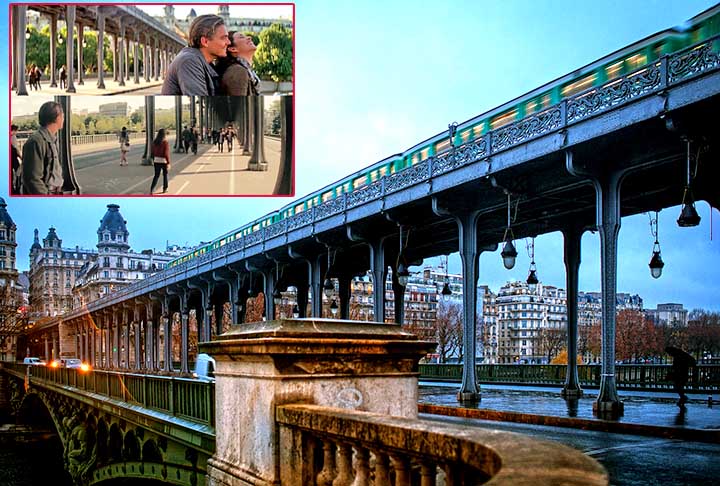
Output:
top-left (161, 15), bottom-right (229, 96)
top-left (21, 101), bottom-right (65, 195)
top-left (10, 125), bottom-right (22, 194)
top-left (182, 126), bottom-right (192, 153)
top-left (218, 31), bottom-right (260, 96)
top-left (149, 129), bottom-right (171, 195)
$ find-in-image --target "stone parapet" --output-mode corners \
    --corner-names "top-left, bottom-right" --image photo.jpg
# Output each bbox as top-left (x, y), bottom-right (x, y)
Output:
top-left (200, 318), bottom-right (435, 485)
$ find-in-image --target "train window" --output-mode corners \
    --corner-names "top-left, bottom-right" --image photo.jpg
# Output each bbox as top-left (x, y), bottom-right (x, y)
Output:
top-left (322, 191), bottom-right (333, 202)
top-left (370, 171), bottom-right (379, 182)
top-left (472, 125), bottom-right (484, 138)
top-left (335, 186), bottom-right (343, 196)
top-left (435, 139), bottom-right (451, 153)
top-left (561, 73), bottom-right (597, 98)
top-left (490, 109), bottom-right (518, 129)
top-left (379, 166), bottom-right (388, 177)
top-left (541, 94), bottom-right (552, 109)
top-left (525, 99), bottom-right (538, 115)
top-left (294, 204), bottom-right (304, 214)
top-left (605, 61), bottom-right (623, 80)
top-left (252, 224), bottom-right (260, 231)
top-left (353, 177), bottom-right (367, 189)
top-left (625, 53), bottom-right (647, 71)
top-left (420, 148), bottom-right (430, 160)
top-left (461, 129), bottom-right (472, 142)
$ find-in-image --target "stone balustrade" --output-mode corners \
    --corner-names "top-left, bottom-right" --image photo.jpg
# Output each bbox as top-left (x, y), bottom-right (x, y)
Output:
top-left (277, 403), bottom-right (607, 485)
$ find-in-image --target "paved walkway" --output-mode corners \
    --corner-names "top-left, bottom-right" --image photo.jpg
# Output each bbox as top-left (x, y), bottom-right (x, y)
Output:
top-left (73, 138), bottom-right (284, 195)
top-left (419, 382), bottom-right (720, 434)
top-left (18, 76), bottom-right (163, 96)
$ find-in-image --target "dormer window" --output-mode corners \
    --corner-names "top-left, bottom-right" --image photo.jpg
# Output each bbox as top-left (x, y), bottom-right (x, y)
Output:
top-left (104, 234), bottom-right (109, 241)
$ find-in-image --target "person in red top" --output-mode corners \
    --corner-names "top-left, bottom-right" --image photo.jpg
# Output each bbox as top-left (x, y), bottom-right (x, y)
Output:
top-left (149, 129), bottom-right (171, 194)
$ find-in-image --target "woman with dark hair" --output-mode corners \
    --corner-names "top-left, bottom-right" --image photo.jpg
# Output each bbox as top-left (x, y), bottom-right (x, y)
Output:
top-left (149, 129), bottom-right (171, 195)
top-left (217, 31), bottom-right (259, 96)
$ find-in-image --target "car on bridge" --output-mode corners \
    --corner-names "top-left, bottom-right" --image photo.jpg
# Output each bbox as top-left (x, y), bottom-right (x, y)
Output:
top-left (22, 357), bottom-right (46, 366)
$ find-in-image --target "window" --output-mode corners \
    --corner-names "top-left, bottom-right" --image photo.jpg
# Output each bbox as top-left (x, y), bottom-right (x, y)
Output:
top-left (0, 230), bottom-right (5, 239)
top-left (104, 271), bottom-right (109, 278)
top-left (103, 257), bottom-right (110, 267)
top-left (104, 234), bottom-right (109, 241)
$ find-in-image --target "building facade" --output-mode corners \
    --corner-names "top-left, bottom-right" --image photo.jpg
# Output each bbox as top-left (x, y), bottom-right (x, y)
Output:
top-left (0, 198), bottom-right (21, 361)
top-left (159, 6), bottom-right (292, 39)
top-left (28, 205), bottom-right (179, 318)
top-left (645, 303), bottom-right (688, 326)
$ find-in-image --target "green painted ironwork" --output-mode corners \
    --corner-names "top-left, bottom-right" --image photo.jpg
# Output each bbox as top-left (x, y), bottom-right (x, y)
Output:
top-left (4, 363), bottom-right (215, 425)
top-left (419, 363), bottom-right (720, 392)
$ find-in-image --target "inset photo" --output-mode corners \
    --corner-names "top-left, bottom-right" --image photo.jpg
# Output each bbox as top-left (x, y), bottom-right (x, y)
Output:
top-left (10, 95), bottom-right (293, 196)
top-left (10, 3), bottom-right (294, 96)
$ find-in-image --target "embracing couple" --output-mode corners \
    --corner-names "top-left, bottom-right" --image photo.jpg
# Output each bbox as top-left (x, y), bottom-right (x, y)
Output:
top-left (161, 14), bottom-right (259, 96)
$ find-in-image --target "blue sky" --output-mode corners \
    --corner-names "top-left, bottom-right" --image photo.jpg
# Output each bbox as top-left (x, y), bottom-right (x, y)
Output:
top-left (3, 1), bottom-right (719, 311)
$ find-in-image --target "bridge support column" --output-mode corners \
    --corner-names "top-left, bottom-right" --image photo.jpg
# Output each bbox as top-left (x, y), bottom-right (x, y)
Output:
top-left (13, 5), bottom-right (28, 95)
top-left (146, 315), bottom-right (155, 371)
top-left (49, 13), bottom-right (58, 87)
top-left (117, 18), bottom-right (125, 87)
top-left (44, 336), bottom-right (49, 363)
top-left (338, 274), bottom-right (352, 320)
top-left (562, 225), bottom-right (584, 398)
top-left (181, 293), bottom-right (190, 374)
top-left (296, 282), bottom-right (309, 318)
top-left (311, 255), bottom-right (323, 318)
top-left (248, 97), bottom-right (267, 170)
top-left (123, 309), bottom-right (131, 369)
top-left (77, 23), bottom-right (84, 85)
top-left (134, 307), bottom-right (142, 371)
top-left (174, 96), bottom-right (183, 153)
top-left (264, 270), bottom-right (275, 321)
top-left (96, 13), bottom-right (105, 89)
top-left (163, 297), bottom-right (172, 373)
top-left (391, 269), bottom-right (405, 325)
top-left (433, 198), bottom-right (497, 403)
top-left (201, 320), bottom-right (434, 486)
top-left (566, 151), bottom-right (624, 419)
top-left (370, 239), bottom-right (387, 322)
top-left (65, 6), bottom-right (77, 93)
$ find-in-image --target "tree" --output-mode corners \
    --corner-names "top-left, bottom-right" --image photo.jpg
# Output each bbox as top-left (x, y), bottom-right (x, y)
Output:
top-left (538, 328), bottom-right (567, 364)
top-left (686, 309), bottom-right (720, 360)
top-left (434, 302), bottom-right (463, 363)
top-left (253, 23), bottom-right (293, 82)
top-left (550, 349), bottom-right (583, 365)
top-left (615, 309), bottom-right (662, 362)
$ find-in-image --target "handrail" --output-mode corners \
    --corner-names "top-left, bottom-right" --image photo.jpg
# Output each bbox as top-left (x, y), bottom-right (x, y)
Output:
top-left (3, 363), bottom-right (214, 426)
top-left (419, 363), bottom-right (720, 392)
top-left (276, 403), bottom-right (607, 485)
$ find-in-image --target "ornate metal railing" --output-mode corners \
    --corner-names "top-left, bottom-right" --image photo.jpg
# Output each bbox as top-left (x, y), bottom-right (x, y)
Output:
top-left (3, 363), bottom-right (215, 425)
top-left (69, 34), bottom-right (720, 315)
top-left (419, 363), bottom-right (720, 392)
top-left (276, 404), bottom-right (607, 485)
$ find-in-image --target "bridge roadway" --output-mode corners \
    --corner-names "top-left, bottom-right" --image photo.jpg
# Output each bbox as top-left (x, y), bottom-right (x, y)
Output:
top-left (43, 35), bottom-right (720, 421)
top-left (73, 137), bottom-right (283, 195)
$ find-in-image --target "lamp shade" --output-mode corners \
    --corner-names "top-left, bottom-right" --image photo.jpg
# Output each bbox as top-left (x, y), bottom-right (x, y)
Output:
top-left (501, 236), bottom-right (518, 270)
top-left (649, 250), bottom-right (664, 279)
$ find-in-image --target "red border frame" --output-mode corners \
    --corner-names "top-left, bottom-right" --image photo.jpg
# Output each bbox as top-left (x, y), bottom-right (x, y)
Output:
top-left (8, 2), bottom-right (296, 198)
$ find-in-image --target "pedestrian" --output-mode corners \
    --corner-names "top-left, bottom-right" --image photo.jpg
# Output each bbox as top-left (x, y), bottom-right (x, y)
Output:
top-left (10, 124), bottom-right (22, 195)
top-left (666, 346), bottom-right (696, 407)
top-left (149, 129), bottom-right (171, 195)
top-left (161, 15), bottom-right (229, 95)
top-left (217, 31), bottom-right (260, 96)
top-left (34, 66), bottom-right (43, 90)
top-left (59, 65), bottom-right (67, 90)
top-left (182, 126), bottom-right (192, 154)
top-left (218, 128), bottom-right (225, 153)
top-left (119, 127), bottom-right (130, 166)
top-left (21, 101), bottom-right (65, 195)
top-left (191, 128), bottom-right (198, 155)
top-left (226, 126), bottom-right (234, 151)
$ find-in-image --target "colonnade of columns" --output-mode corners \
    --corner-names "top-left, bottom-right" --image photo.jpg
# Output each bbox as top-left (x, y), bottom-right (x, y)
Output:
top-left (11, 5), bottom-right (181, 95)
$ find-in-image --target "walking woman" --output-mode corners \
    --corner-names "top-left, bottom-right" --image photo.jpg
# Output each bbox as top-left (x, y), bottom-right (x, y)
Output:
top-left (149, 129), bottom-right (171, 195)
top-left (119, 127), bottom-right (130, 166)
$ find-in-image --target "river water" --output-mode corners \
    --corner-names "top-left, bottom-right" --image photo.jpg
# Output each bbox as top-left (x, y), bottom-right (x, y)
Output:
top-left (0, 418), bottom-right (72, 486)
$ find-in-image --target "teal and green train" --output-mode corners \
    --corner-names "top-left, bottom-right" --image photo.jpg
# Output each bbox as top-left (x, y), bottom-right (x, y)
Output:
top-left (168, 5), bottom-right (720, 269)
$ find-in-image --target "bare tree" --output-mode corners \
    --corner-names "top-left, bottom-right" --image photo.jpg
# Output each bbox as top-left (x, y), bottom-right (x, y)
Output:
top-left (434, 301), bottom-right (463, 363)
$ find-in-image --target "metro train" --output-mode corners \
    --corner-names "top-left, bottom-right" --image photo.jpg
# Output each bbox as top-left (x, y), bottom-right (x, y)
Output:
top-left (168, 4), bottom-right (720, 269)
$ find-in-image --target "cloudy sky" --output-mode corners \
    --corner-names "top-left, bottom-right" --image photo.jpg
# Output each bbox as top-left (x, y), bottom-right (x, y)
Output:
top-left (2, 1), bottom-right (718, 311)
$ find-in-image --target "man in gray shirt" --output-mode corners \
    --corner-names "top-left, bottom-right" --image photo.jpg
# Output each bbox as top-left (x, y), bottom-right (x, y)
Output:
top-left (161, 14), bottom-right (230, 96)
top-left (22, 101), bottom-right (65, 195)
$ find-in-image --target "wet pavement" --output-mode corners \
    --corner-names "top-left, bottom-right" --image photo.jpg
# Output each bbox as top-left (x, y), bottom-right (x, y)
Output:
top-left (419, 382), bottom-right (720, 431)
top-left (420, 383), bottom-right (720, 485)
